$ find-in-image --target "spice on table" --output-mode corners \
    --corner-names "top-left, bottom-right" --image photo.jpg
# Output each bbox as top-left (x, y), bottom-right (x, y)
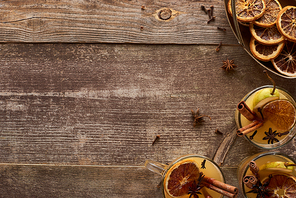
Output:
top-left (207, 16), bottom-right (216, 24)
top-left (215, 129), bottom-right (223, 135)
top-left (157, 180), bottom-right (162, 188)
top-left (217, 27), bottom-right (226, 31)
top-left (191, 109), bottom-right (211, 127)
top-left (216, 42), bottom-right (222, 52)
top-left (152, 135), bottom-right (160, 145)
top-left (221, 59), bottom-right (237, 71)
top-left (207, 9), bottom-right (212, 19)
top-left (201, 5), bottom-right (215, 24)
top-left (201, 5), bottom-right (208, 15)
top-left (210, 5), bottom-right (214, 17)
top-left (141, 5), bottom-right (146, 10)
top-left (140, 26), bottom-right (144, 31)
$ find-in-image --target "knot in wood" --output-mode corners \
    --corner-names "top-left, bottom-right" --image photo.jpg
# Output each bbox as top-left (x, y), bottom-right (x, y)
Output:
top-left (158, 8), bottom-right (172, 20)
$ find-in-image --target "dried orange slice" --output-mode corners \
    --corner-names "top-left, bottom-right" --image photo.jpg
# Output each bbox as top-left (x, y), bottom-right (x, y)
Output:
top-left (276, 6), bottom-right (296, 42)
top-left (226, 1), bottom-right (250, 26)
top-left (250, 24), bottom-right (284, 45)
top-left (262, 174), bottom-right (296, 197)
top-left (253, 0), bottom-right (282, 28)
top-left (272, 41), bottom-right (296, 77)
top-left (164, 159), bottom-right (200, 197)
top-left (228, 0), bottom-right (266, 22)
top-left (262, 100), bottom-right (296, 132)
top-left (249, 36), bottom-right (284, 62)
top-left (227, 0), bottom-right (232, 16)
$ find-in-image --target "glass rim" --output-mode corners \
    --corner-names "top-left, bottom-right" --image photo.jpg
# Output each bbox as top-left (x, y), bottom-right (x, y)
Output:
top-left (237, 85), bottom-right (296, 149)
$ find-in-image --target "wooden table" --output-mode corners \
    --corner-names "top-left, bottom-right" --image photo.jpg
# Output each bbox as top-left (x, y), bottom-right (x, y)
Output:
top-left (1, 1), bottom-right (296, 197)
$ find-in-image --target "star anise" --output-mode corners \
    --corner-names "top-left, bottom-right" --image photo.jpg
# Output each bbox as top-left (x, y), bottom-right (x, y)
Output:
top-left (191, 109), bottom-right (211, 127)
top-left (247, 175), bottom-right (273, 198)
top-left (221, 59), bottom-right (237, 71)
top-left (263, 128), bottom-right (279, 144)
top-left (188, 172), bottom-right (205, 198)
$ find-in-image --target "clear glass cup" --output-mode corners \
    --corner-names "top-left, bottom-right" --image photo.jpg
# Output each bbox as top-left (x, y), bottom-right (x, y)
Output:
top-left (235, 85), bottom-right (296, 149)
top-left (145, 154), bottom-right (231, 198)
top-left (237, 152), bottom-right (296, 198)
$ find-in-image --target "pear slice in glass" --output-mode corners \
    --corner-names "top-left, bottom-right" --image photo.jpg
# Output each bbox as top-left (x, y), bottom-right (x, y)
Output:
top-left (258, 161), bottom-right (296, 176)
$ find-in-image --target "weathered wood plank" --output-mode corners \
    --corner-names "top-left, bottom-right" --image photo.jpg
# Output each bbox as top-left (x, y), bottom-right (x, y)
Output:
top-left (1, 43), bottom-right (296, 167)
top-left (0, 0), bottom-right (238, 44)
top-left (0, 164), bottom-right (239, 198)
top-left (0, 164), bottom-right (162, 198)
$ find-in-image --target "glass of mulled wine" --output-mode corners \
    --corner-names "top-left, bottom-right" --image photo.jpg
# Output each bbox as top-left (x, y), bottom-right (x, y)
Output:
top-left (145, 154), bottom-right (238, 198)
top-left (235, 85), bottom-right (296, 149)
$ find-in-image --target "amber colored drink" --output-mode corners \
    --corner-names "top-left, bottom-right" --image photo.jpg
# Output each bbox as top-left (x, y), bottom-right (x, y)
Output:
top-left (144, 154), bottom-right (239, 198)
top-left (235, 85), bottom-right (296, 149)
top-left (237, 152), bottom-right (296, 198)
top-left (163, 156), bottom-right (224, 198)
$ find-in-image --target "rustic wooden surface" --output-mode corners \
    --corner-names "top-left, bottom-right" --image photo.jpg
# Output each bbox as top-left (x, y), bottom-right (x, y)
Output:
top-left (1, 0), bottom-right (296, 198)
top-left (0, 0), bottom-right (236, 44)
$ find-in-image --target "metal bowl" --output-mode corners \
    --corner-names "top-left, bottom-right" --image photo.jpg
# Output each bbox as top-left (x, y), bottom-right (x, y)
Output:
top-left (224, 0), bottom-right (296, 79)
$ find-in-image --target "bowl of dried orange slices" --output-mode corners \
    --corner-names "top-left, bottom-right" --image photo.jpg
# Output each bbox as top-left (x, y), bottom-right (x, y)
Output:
top-left (225, 0), bottom-right (296, 78)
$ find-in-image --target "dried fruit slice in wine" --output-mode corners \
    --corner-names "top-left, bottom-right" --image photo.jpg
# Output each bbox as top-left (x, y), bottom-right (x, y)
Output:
top-left (249, 36), bottom-right (284, 62)
top-left (276, 6), bottom-right (296, 42)
top-left (262, 100), bottom-right (296, 132)
top-left (227, 0), bottom-right (266, 22)
top-left (164, 159), bottom-right (200, 197)
top-left (253, 0), bottom-right (282, 28)
top-left (271, 41), bottom-right (296, 77)
top-left (249, 24), bottom-right (284, 45)
top-left (262, 174), bottom-right (296, 197)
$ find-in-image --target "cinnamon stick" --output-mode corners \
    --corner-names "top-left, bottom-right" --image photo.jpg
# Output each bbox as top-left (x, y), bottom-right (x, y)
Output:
top-left (237, 101), bottom-right (257, 121)
top-left (202, 182), bottom-right (237, 198)
top-left (243, 175), bottom-right (258, 189)
top-left (236, 120), bottom-right (263, 137)
top-left (203, 176), bottom-right (238, 194)
top-left (202, 176), bottom-right (238, 198)
top-left (249, 161), bottom-right (260, 180)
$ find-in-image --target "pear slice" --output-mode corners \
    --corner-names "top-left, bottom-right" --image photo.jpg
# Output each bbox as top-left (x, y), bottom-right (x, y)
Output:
top-left (259, 161), bottom-right (294, 175)
top-left (253, 96), bottom-right (279, 119)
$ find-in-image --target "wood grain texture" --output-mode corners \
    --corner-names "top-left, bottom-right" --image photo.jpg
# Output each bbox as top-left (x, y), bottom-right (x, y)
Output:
top-left (0, 0), bottom-right (238, 44)
top-left (1, 43), bottom-right (296, 167)
top-left (1, 43), bottom-right (296, 198)
top-left (1, 1), bottom-right (296, 197)
top-left (0, 164), bottom-right (238, 198)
